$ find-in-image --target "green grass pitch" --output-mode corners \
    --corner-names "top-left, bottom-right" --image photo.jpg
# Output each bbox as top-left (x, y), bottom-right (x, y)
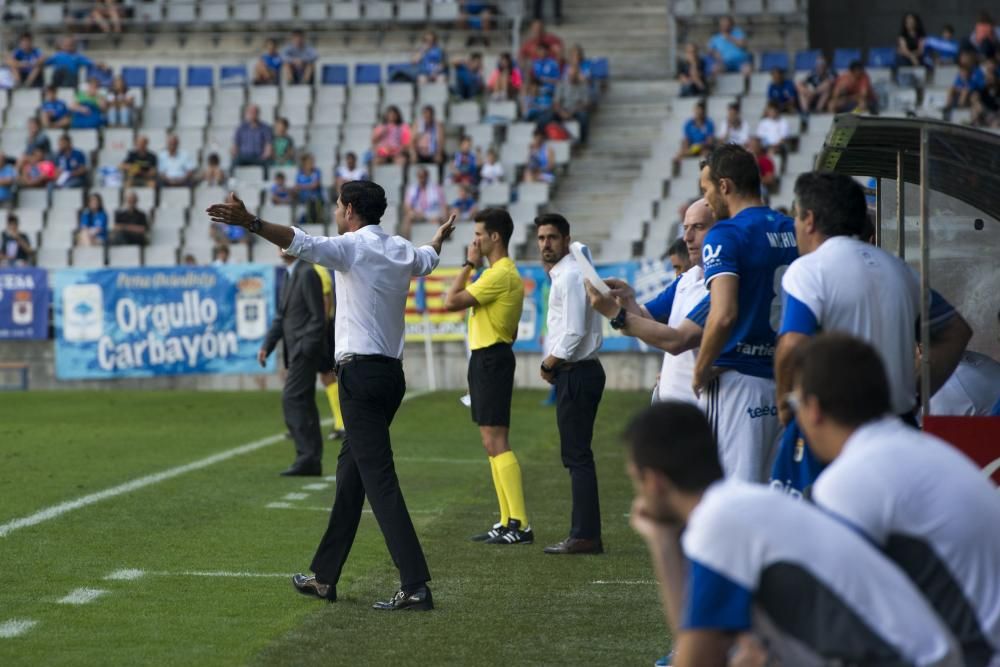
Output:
top-left (0, 389), bottom-right (668, 666)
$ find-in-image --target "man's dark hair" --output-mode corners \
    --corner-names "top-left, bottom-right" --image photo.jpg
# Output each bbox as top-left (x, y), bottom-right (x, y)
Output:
top-left (534, 213), bottom-right (570, 237)
top-left (793, 172), bottom-right (868, 238)
top-left (792, 333), bottom-right (890, 427)
top-left (474, 208), bottom-right (514, 247)
top-left (667, 237), bottom-right (688, 258)
top-left (623, 402), bottom-right (723, 492)
top-left (7, 214), bottom-right (18, 227)
top-left (340, 180), bottom-right (387, 226)
top-left (700, 144), bottom-right (761, 198)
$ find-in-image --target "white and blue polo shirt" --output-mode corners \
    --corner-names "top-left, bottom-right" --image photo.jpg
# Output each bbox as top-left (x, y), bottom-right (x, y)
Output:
top-left (813, 416), bottom-right (1000, 666)
top-left (682, 480), bottom-right (960, 666)
top-left (644, 265), bottom-right (707, 404)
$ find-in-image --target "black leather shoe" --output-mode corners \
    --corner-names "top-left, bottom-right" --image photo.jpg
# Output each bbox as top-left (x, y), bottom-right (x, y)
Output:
top-left (372, 586), bottom-right (434, 611)
top-left (543, 537), bottom-right (604, 555)
top-left (291, 574), bottom-right (336, 601)
top-left (280, 464), bottom-right (322, 477)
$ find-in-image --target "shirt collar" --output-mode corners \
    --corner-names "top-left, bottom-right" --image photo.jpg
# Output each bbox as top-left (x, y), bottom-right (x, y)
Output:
top-left (549, 252), bottom-right (575, 278)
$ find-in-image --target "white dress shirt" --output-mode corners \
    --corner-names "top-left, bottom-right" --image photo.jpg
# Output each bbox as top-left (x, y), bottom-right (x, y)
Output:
top-left (657, 265), bottom-right (707, 404)
top-left (545, 253), bottom-right (603, 362)
top-left (285, 225), bottom-right (439, 362)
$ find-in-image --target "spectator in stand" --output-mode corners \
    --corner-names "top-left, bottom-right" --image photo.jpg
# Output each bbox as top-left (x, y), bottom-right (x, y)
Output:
top-left (488, 53), bottom-right (522, 101)
top-left (716, 101), bottom-right (750, 146)
top-left (1, 215), bottom-right (33, 266)
top-left (89, 0), bottom-right (123, 34)
top-left (972, 59), bottom-right (1000, 127)
top-left (105, 74), bottom-right (134, 127)
top-left (451, 136), bottom-right (479, 185)
top-left (896, 12), bottom-right (928, 68)
top-left (232, 105), bottom-right (274, 168)
top-left (272, 117), bottom-right (296, 167)
top-left (77, 193), bottom-right (109, 246)
top-left (828, 60), bottom-right (876, 113)
top-left (756, 101), bottom-right (790, 155)
top-left (271, 172), bottom-right (292, 205)
top-left (202, 153), bottom-right (226, 186)
top-left (21, 118), bottom-right (51, 166)
top-left (460, 1), bottom-right (495, 46)
top-left (532, 42), bottom-right (562, 96)
top-left (253, 38), bottom-right (283, 85)
top-left (121, 135), bottom-right (158, 187)
top-left (674, 100), bottom-right (715, 162)
top-left (5, 33), bottom-right (44, 88)
top-left (566, 44), bottom-right (593, 83)
top-left (45, 37), bottom-right (95, 88)
top-left (212, 245), bottom-right (230, 265)
top-left (524, 128), bottom-right (556, 183)
top-left (519, 19), bottom-right (563, 65)
top-left (183, 254), bottom-right (198, 266)
top-left (450, 183), bottom-right (479, 222)
top-left (109, 191), bottom-right (150, 246)
top-left (69, 77), bottom-right (106, 129)
top-left (18, 148), bottom-right (54, 188)
top-left (964, 11), bottom-right (1000, 61)
top-left (480, 147), bottom-right (504, 184)
top-left (767, 68), bottom-right (799, 114)
top-left (334, 151), bottom-right (368, 194)
top-left (413, 31), bottom-right (446, 83)
top-left (948, 49), bottom-right (986, 113)
top-left (158, 134), bottom-right (197, 187)
top-left (410, 105), bottom-right (445, 165)
top-left (294, 153), bottom-right (324, 225)
top-left (401, 166), bottom-right (446, 238)
top-left (927, 24), bottom-right (960, 65)
top-left (40, 85), bottom-right (70, 129)
top-left (677, 43), bottom-right (710, 97)
top-left (55, 134), bottom-right (88, 188)
top-left (0, 154), bottom-right (16, 207)
top-left (797, 54), bottom-right (836, 113)
top-left (748, 136), bottom-right (777, 192)
top-left (452, 52), bottom-right (485, 100)
top-left (554, 64), bottom-right (593, 144)
top-left (707, 15), bottom-right (752, 76)
top-left (371, 106), bottom-right (410, 166)
top-left (521, 76), bottom-right (554, 124)
top-left (281, 30), bottom-right (317, 85)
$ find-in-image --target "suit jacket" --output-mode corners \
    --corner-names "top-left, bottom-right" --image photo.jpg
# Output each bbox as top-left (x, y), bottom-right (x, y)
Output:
top-left (264, 261), bottom-right (328, 368)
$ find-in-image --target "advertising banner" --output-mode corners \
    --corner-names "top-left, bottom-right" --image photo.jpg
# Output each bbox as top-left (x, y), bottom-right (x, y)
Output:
top-left (54, 265), bottom-right (276, 379)
top-left (0, 267), bottom-right (49, 340)
top-left (404, 267), bottom-right (468, 342)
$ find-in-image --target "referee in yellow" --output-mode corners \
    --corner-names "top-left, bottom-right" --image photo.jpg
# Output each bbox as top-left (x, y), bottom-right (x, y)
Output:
top-left (444, 208), bottom-right (531, 545)
top-left (313, 264), bottom-right (345, 440)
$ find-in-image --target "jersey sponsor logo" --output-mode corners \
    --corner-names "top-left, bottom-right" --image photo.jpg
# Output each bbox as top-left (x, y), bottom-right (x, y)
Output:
top-left (765, 232), bottom-right (796, 249)
top-left (702, 243), bottom-right (723, 268)
top-left (746, 404), bottom-right (778, 419)
top-left (735, 341), bottom-right (776, 357)
top-left (769, 479), bottom-right (805, 500)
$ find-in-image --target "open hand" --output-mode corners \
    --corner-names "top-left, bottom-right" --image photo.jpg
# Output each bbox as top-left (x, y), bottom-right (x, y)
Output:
top-left (257, 348), bottom-right (268, 368)
top-left (433, 213), bottom-right (457, 245)
top-left (206, 192), bottom-right (254, 228)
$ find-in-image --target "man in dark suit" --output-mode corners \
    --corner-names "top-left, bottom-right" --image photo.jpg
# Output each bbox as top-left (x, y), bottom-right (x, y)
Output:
top-left (260, 248), bottom-right (328, 476)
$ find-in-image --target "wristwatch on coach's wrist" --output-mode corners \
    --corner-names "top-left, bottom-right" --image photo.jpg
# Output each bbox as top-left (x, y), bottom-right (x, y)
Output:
top-left (540, 361), bottom-right (554, 374)
top-left (462, 260), bottom-right (476, 269)
top-left (247, 216), bottom-right (263, 234)
top-left (610, 307), bottom-right (628, 330)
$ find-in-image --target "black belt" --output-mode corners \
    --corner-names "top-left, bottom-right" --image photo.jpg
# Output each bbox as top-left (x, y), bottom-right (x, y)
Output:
top-left (336, 354), bottom-right (400, 371)
top-left (557, 359), bottom-right (601, 372)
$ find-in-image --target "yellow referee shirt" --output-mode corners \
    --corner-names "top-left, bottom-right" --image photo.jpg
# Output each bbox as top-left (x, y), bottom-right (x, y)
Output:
top-left (313, 264), bottom-right (334, 320)
top-left (466, 257), bottom-right (524, 350)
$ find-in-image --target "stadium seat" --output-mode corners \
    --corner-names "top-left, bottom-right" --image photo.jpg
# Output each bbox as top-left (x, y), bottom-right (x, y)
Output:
top-left (233, 1), bottom-right (263, 21)
top-left (14, 209), bottom-right (45, 235)
top-left (72, 246), bottom-right (106, 268)
top-left (355, 64), bottom-right (382, 86)
top-left (760, 51), bottom-right (790, 72)
top-left (143, 106), bottom-right (175, 129)
top-left (18, 189), bottom-right (49, 210)
top-left (397, 1), bottom-right (427, 22)
top-left (480, 183), bottom-right (512, 207)
top-left (769, 0), bottom-right (798, 13)
top-left (103, 128), bottom-right (135, 154)
top-left (430, 2), bottom-right (459, 20)
top-left (154, 66), bottom-right (181, 88)
top-left (485, 101), bottom-right (517, 122)
top-left (266, 1), bottom-right (295, 21)
top-left (36, 247), bottom-right (70, 269)
top-left (165, 2), bottom-right (196, 22)
top-left (464, 124), bottom-right (495, 152)
top-left (733, 0), bottom-right (764, 12)
top-left (11, 88), bottom-right (42, 110)
top-left (365, 1), bottom-right (394, 20)
top-left (219, 65), bottom-right (249, 87)
top-left (518, 182), bottom-right (549, 205)
top-left (321, 64), bottom-right (349, 86)
top-left (550, 141), bottom-right (571, 165)
top-left (34, 2), bottom-right (64, 24)
top-left (867, 47), bottom-right (896, 69)
top-left (260, 203), bottom-right (294, 226)
top-left (109, 246), bottom-right (142, 268)
top-left (715, 73), bottom-right (745, 95)
top-left (833, 48), bottom-right (862, 70)
top-left (300, 0), bottom-right (330, 20)
top-left (176, 106), bottom-right (209, 128)
top-left (228, 244), bottom-right (250, 263)
top-left (159, 188), bottom-right (193, 209)
top-left (346, 104), bottom-right (378, 124)
top-left (449, 101), bottom-right (481, 126)
top-left (122, 66), bottom-right (148, 89)
top-left (332, 1), bottom-right (362, 20)
top-left (144, 244), bottom-right (178, 266)
top-left (147, 87), bottom-right (178, 111)
top-left (187, 66), bottom-right (214, 88)
top-left (387, 63), bottom-right (419, 83)
top-left (795, 49), bottom-right (821, 72)
top-left (591, 58), bottom-right (610, 81)
top-left (181, 245), bottom-right (213, 265)
top-left (505, 201), bottom-right (539, 227)
top-left (249, 86), bottom-right (280, 108)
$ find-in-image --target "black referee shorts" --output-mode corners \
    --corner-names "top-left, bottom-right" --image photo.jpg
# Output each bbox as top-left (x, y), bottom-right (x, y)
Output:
top-left (468, 343), bottom-right (515, 427)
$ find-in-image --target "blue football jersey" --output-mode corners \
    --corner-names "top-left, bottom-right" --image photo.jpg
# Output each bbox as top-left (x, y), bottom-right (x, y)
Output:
top-left (699, 206), bottom-right (797, 378)
top-left (769, 420), bottom-right (825, 498)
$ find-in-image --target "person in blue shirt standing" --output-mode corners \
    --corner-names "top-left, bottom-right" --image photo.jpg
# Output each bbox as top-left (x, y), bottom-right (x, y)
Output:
top-left (674, 100), bottom-right (716, 162)
top-left (45, 36), bottom-right (94, 88)
top-left (688, 144), bottom-right (797, 482)
top-left (40, 85), bottom-right (71, 129)
top-left (766, 68), bottom-right (800, 114)
top-left (5, 33), bottom-right (44, 88)
top-left (253, 38), bottom-right (283, 85)
top-left (54, 134), bottom-right (88, 189)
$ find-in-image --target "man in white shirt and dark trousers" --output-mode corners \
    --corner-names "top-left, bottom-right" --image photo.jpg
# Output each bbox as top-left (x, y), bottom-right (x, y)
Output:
top-left (207, 183), bottom-right (455, 612)
top-left (535, 214), bottom-right (606, 555)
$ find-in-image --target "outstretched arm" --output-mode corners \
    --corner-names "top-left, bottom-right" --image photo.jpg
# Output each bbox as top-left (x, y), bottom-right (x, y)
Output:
top-left (692, 275), bottom-right (738, 397)
top-left (206, 192), bottom-right (293, 249)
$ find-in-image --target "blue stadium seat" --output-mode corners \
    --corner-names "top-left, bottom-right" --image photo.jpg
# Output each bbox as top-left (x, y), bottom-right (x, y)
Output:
top-left (321, 64), bottom-right (348, 85)
top-left (354, 63), bottom-right (382, 85)
top-left (122, 66), bottom-right (148, 88)
top-left (867, 46), bottom-right (896, 68)
top-left (219, 65), bottom-right (248, 86)
top-left (387, 63), bottom-right (418, 82)
top-left (154, 66), bottom-right (181, 88)
top-left (591, 58), bottom-right (610, 81)
top-left (187, 66), bottom-right (214, 87)
top-left (833, 48), bottom-right (863, 71)
top-left (760, 51), bottom-right (789, 72)
top-left (794, 49), bottom-right (821, 72)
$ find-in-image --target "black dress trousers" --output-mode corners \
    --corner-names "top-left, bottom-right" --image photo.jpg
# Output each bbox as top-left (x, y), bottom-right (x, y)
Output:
top-left (310, 358), bottom-right (431, 591)
top-left (555, 360), bottom-right (606, 540)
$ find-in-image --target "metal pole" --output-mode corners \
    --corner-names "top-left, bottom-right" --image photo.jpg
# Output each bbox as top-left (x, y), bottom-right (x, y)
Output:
top-left (896, 150), bottom-right (905, 259)
top-left (874, 177), bottom-right (883, 247)
top-left (918, 128), bottom-right (931, 417)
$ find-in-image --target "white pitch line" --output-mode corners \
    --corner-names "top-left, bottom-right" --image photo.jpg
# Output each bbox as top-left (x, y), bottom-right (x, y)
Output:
top-left (282, 492), bottom-right (310, 501)
top-left (590, 580), bottom-right (656, 585)
top-left (0, 391), bottom-right (429, 538)
top-left (147, 570), bottom-right (293, 578)
top-left (324, 475), bottom-right (337, 482)
top-left (57, 588), bottom-right (108, 605)
top-left (301, 483), bottom-right (330, 491)
top-left (104, 569), bottom-right (146, 581)
top-left (0, 619), bottom-right (38, 638)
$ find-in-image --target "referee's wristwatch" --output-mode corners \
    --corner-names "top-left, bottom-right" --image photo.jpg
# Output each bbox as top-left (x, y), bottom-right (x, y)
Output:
top-left (462, 260), bottom-right (476, 269)
top-left (610, 307), bottom-right (628, 330)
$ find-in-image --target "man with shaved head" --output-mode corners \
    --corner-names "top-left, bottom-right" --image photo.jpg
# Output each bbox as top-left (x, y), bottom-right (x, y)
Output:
top-left (587, 198), bottom-right (716, 405)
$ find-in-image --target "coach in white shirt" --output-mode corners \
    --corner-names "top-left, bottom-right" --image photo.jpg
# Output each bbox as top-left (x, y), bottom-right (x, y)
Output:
top-left (536, 214), bottom-right (607, 555)
top-left (207, 182), bottom-right (455, 612)
top-left (793, 333), bottom-right (1000, 666)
